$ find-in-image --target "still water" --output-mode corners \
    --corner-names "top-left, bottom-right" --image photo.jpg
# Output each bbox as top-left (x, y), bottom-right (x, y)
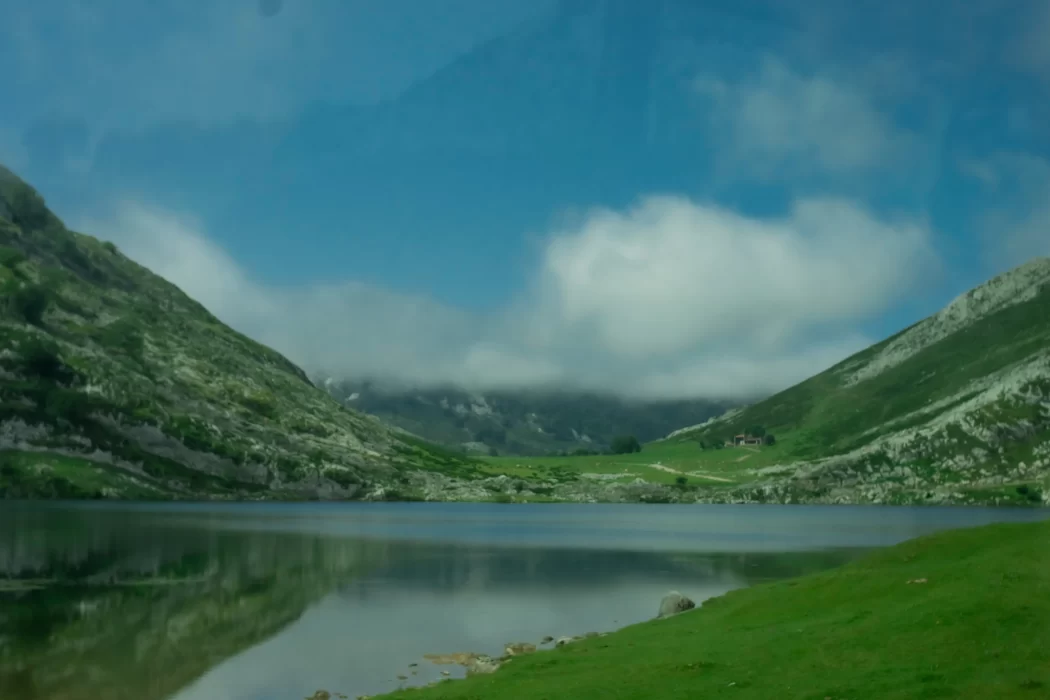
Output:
top-left (1, 502), bottom-right (1046, 700)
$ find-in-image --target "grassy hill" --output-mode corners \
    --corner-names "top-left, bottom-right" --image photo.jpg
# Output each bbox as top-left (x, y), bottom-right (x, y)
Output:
top-left (365, 518), bottom-right (1050, 700)
top-left (664, 257), bottom-right (1050, 504)
top-left (480, 259), bottom-right (1050, 506)
top-left (676, 258), bottom-right (1050, 457)
top-left (0, 164), bottom-right (478, 500)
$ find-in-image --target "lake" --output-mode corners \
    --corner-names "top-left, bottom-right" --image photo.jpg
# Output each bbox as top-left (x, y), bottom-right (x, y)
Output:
top-left (1, 502), bottom-right (1046, 700)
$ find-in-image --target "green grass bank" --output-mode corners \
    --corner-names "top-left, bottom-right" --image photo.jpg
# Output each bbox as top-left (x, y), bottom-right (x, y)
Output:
top-left (370, 516), bottom-right (1049, 700)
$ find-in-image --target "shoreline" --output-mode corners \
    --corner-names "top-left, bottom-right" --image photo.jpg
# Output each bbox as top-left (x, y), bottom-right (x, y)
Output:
top-left (355, 518), bottom-right (1050, 700)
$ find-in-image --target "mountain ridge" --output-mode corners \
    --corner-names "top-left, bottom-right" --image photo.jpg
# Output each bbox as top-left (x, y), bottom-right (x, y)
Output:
top-left (660, 255), bottom-right (1050, 505)
top-left (0, 165), bottom-right (478, 501)
top-left (320, 378), bottom-right (733, 456)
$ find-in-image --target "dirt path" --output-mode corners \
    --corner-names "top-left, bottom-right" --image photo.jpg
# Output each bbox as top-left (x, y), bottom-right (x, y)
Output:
top-left (643, 462), bottom-right (735, 483)
top-left (684, 471), bottom-right (734, 483)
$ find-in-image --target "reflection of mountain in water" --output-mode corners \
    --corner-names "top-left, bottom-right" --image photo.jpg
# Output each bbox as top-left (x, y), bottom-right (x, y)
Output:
top-left (0, 509), bottom-right (389, 700)
top-left (337, 544), bottom-right (865, 600)
top-left (0, 505), bottom-right (868, 700)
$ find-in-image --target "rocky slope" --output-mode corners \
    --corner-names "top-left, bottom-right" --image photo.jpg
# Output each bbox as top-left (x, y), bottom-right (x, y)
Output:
top-left (663, 257), bottom-right (1050, 506)
top-left (321, 379), bottom-right (731, 456)
top-left (0, 165), bottom-right (478, 501)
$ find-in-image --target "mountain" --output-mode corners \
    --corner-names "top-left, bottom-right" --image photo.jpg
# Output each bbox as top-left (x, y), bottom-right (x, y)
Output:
top-left (7, 157), bottom-right (1046, 507)
top-left (664, 257), bottom-right (1050, 505)
top-left (320, 379), bottom-right (733, 456)
top-left (0, 165), bottom-right (478, 501)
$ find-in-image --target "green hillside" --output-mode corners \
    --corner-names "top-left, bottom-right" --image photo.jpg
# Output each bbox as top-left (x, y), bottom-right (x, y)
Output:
top-left (0, 165), bottom-right (478, 500)
top-left (655, 258), bottom-right (1050, 504)
top-left (483, 259), bottom-right (1050, 506)
top-left (680, 266), bottom-right (1050, 454)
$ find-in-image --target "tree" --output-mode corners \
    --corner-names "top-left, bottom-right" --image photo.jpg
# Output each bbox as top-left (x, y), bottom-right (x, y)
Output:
top-left (748, 425), bottom-right (767, 438)
top-left (610, 435), bottom-right (641, 454)
top-left (13, 285), bottom-right (49, 326)
top-left (20, 339), bottom-right (69, 382)
top-left (764, 434), bottom-right (776, 446)
top-left (674, 475), bottom-right (688, 488)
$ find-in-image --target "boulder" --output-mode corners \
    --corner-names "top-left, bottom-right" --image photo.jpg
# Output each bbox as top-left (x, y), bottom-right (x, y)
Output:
top-left (504, 642), bottom-right (536, 656)
top-left (657, 591), bottom-right (695, 618)
top-left (465, 655), bottom-right (501, 675)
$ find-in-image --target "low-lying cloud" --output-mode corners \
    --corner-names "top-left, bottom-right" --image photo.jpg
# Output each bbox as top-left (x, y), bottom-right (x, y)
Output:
top-left (84, 195), bottom-right (935, 401)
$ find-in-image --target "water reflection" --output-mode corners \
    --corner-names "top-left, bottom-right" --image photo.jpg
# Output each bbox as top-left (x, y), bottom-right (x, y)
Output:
top-left (0, 509), bottom-right (388, 700)
top-left (0, 503), bottom-right (1044, 700)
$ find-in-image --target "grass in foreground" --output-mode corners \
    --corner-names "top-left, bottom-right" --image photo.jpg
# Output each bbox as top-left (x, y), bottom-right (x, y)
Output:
top-left (373, 518), bottom-right (1050, 700)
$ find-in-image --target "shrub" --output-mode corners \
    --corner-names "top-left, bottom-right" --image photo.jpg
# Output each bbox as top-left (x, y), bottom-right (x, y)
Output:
top-left (44, 388), bottom-right (96, 424)
top-left (0, 246), bottom-right (25, 268)
top-left (610, 435), bottom-right (642, 454)
top-left (57, 237), bottom-right (89, 269)
top-left (325, 469), bottom-right (361, 488)
top-left (241, 390), bottom-right (278, 419)
top-left (19, 339), bottom-right (73, 382)
top-left (675, 475), bottom-right (688, 488)
top-left (97, 318), bottom-right (145, 358)
top-left (12, 285), bottom-right (49, 325)
top-left (1017, 485), bottom-right (1042, 503)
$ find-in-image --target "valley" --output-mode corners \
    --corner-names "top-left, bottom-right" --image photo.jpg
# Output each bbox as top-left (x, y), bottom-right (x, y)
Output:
top-left (1, 163), bottom-right (1049, 507)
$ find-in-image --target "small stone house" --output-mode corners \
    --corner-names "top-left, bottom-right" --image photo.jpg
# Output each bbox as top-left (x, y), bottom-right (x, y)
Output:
top-left (729, 434), bottom-right (764, 447)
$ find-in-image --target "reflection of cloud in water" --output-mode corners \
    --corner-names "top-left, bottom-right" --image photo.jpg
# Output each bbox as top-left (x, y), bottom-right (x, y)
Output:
top-left (115, 501), bottom-right (1050, 554)
top-left (175, 558), bottom-right (740, 700)
top-left (6, 503), bottom-right (1047, 700)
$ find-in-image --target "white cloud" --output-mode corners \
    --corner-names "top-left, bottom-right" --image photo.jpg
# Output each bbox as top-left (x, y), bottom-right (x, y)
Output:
top-left (82, 194), bottom-right (935, 401)
top-left (695, 57), bottom-right (912, 178)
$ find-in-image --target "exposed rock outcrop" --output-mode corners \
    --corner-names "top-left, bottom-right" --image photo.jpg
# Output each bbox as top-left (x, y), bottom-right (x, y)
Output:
top-left (657, 591), bottom-right (696, 618)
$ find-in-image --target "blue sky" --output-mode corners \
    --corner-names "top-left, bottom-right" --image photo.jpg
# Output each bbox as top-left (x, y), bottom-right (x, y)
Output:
top-left (2, 0), bottom-right (1049, 399)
